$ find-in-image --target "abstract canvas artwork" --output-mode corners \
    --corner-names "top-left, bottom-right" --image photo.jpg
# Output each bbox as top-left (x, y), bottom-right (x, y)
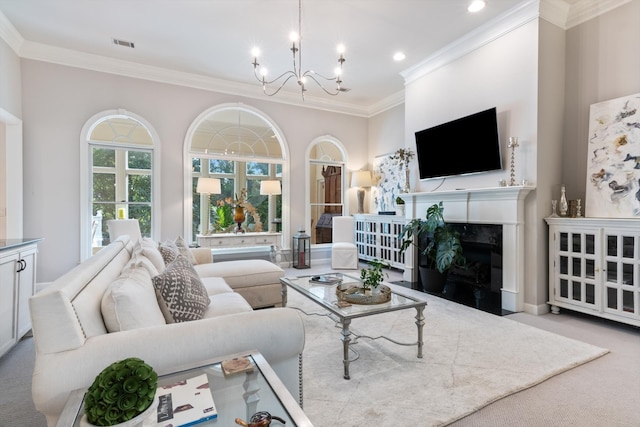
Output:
top-left (585, 92), bottom-right (640, 218)
top-left (372, 153), bottom-right (404, 212)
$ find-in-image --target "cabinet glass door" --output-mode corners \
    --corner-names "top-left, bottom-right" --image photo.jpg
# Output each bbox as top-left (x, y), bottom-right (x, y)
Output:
top-left (554, 230), bottom-right (599, 310)
top-left (603, 231), bottom-right (640, 318)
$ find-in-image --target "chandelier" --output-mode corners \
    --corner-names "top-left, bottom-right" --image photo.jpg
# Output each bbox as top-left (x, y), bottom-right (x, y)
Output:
top-left (251, 0), bottom-right (346, 99)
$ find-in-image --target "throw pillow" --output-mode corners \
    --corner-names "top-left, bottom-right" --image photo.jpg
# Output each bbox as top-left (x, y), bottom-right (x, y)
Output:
top-left (174, 235), bottom-right (197, 265)
top-left (140, 238), bottom-right (166, 273)
top-left (158, 239), bottom-right (179, 265)
top-left (152, 255), bottom-right (209, 323)
top-left (101, 266), bottom-right (166, 332)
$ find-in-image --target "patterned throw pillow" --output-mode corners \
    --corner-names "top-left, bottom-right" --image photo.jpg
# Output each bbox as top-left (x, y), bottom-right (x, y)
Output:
top-left (152, 255), bottom-right (210, 323)
top-left (174, 235), bottom-right (197, 265)
top-left (158, 239), bottom-right (180, 265)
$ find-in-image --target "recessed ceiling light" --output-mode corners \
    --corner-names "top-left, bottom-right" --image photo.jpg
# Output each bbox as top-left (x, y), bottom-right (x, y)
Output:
top-left (468, 1), bottom-right (486, 13)
top-left (393, 52), bottom-right (406, 61)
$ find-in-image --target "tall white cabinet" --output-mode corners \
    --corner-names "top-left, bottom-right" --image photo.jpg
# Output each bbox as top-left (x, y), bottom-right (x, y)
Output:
top-left (0, 239), bottom-right (39, 357)
top-left (546, 217), bottom-right (640, 327)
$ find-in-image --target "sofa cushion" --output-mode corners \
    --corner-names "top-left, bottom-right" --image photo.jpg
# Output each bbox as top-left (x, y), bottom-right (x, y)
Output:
top-left (194, 259), bottom-right (284, 289)
top-left (140, 238), bottom-right (166, 273)
top-left (200, 277), bottom-right (234, 296)
top-left (101, 266), bottom-right (166, 332)
top-left (152, 255), bottom-right (210, 323)
top-left (125, 247), bottom-right (160, 277)
top-left (203, 293), bottom-right (253, 318)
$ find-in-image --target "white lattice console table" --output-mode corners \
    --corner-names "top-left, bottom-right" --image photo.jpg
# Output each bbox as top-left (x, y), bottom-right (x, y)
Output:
top-left (353, 214), bottom-right (405, 269)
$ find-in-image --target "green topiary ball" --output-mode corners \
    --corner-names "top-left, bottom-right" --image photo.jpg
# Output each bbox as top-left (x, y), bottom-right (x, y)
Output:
top-left (84, 357), bottom-right (158, 426)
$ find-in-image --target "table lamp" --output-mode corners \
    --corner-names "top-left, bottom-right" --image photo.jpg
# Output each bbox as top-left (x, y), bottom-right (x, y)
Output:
top-left (260, 180), bottom-right (281, 232)
top-left (197, 177), bottom-right (221, 235)
top-left (351, 170), bottom-right (372, 214)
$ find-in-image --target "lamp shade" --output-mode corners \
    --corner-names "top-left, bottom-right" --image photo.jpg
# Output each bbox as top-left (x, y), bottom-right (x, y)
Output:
top-left (260, 180), bottom-right (281, 195)
top-left (196, 177), bottom-right (221, 194)
top-left (351, 170), bottom-right (372, 188)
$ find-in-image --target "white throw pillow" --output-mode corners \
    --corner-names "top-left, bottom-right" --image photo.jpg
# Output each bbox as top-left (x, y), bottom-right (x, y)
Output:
top-left (140, 238), bottom-right (166, 273)
top-left (101, 266), bottom-right (166, 332)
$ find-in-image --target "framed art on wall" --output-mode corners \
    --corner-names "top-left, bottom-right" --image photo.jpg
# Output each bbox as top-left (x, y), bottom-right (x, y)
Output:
top-left (372, 153), bottom-right (404, 213)
top-left (585, 92), bottom-right (640, 218)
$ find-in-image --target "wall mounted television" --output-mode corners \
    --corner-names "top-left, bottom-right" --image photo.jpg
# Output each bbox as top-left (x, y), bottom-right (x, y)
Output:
top-left (415, 107), bottom-right (502, 180)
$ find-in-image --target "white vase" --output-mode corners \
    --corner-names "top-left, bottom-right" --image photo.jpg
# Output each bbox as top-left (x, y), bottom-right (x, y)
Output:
top-left (396, 205), bottom-right (405, 216)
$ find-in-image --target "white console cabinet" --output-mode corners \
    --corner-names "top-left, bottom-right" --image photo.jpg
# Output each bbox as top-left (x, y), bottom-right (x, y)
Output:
top-left (0, 239), bottom-right (39, 357)
top-left (354, 214), bottom-right (405, 269)
top-left (546, 217), bottom-right (640, 327)
top-left (197, 232), bottom-right (281, 249)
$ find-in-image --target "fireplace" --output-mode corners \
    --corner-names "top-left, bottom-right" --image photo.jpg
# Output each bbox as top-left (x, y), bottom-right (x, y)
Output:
top-left (402, 186), bottom-right (533, 313)
top-left (418, 223), bottom-right (503, 315)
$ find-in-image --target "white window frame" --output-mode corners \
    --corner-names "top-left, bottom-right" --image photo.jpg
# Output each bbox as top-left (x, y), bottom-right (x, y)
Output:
top-left (80, 109), bottom-right (161, 260)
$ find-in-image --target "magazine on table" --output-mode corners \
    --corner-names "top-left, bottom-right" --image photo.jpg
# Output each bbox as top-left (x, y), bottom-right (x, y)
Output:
top-left (156, 373), bottom-right (217, 427)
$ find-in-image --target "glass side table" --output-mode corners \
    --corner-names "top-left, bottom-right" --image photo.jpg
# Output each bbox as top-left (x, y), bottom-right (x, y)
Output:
top-left (56, 350), bottom-right (311, 427)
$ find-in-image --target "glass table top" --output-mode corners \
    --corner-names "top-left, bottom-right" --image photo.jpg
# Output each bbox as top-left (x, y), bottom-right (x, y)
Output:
top-left (281, 273), bottom-right (426, 319)
top-left (58, 351), bottom-right (311, 427)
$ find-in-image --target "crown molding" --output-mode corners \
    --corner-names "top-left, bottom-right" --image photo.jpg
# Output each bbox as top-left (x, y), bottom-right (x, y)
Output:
top-left (564, 0), bottom-right (632, 28)
top-left (401, 0), bottom-right (540, 86)
top-left (19, 40), bottom-right (373, 117)
top-left (540, 0), bottom-right (571, 28)
top-left (0, 10), bottom-right (23, 54)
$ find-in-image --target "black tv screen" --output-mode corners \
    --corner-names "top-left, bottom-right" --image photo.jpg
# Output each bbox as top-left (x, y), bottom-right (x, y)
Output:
top-left (415, 107), bottom-right (502, 180)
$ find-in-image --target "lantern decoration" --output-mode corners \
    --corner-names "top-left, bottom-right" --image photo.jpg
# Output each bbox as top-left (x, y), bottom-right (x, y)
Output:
top-left (292, 226), bottom-right (311, 269)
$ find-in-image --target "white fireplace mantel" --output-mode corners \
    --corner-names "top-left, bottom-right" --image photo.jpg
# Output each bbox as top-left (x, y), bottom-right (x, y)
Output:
top-left (400, 186), bottom-right (534, 313)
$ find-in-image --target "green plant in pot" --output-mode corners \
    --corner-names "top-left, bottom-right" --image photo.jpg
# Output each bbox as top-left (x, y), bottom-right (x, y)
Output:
top-left (84, 357), bottom-right (158, 426)
top-left (398, 202), bottom-right (465, 293)
top-left (360, 258), bottom-right (389, 292)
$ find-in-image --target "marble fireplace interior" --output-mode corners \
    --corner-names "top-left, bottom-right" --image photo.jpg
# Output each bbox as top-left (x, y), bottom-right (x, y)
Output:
top-left (415, 223), bottom-right (505, 315)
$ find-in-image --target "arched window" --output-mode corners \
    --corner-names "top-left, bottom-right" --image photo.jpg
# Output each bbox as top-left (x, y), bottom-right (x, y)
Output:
top-left (80, 110), bottom-right (160, 259)
top-left (306, 136), bottom-right (348, 245)
top-left (184, 104), bottom-right (289, 245)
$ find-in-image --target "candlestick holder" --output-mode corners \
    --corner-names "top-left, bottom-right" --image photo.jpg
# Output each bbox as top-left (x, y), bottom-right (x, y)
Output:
top-left (507, 136), bottom-right (519, 186)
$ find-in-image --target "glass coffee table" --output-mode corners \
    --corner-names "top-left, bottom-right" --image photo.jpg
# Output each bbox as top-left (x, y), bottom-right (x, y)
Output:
top-left (280, 273), bottom-right (426, 379)
top-left (56, 350), bottom-right (312, 427)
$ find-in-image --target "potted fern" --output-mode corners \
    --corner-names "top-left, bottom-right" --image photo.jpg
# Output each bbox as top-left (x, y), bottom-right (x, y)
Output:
top-left (398, 202), bottom-right (465, 293)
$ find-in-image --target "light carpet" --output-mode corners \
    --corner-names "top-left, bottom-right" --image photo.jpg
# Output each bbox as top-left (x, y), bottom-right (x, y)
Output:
top-left (287, 283), bottom-right (609, 427)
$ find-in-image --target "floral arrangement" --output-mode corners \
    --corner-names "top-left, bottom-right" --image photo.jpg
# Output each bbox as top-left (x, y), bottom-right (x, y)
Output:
top-left (390, 148), bottom-right (415, 169)
top-left (215, 188), bottom-right (263, 232)
top-left (84, 357), bottom-right (158, 426)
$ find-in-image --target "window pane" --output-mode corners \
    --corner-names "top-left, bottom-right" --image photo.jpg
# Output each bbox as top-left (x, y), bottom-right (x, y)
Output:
top-left (246, 162), bottom-right (268, 176)
top-left (93, 173), bottom-right (116, 201)
top-left (193, 158), bottom-right (201, 173)
top-left (128, 151), bottom-right (151, 169)
top-left (128, 175), bottom-right (151, 203)
top-left (129, 204), bottom-right (151, 237)
top-left (93, 147), bottom-right (115, 167)
top-left (210, 159), bottom-right (234, 174)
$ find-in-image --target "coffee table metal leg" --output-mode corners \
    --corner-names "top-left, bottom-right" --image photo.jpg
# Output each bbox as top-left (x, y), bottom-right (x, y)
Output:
top-left (415, 305), bottom-right (425, 358)
top-left (341, 318), bottom-right (352, 379)
top-left (281, 283), bottom-right (288, 307)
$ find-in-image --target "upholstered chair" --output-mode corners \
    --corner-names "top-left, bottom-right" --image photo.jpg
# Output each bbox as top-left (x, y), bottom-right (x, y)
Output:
top-left (107, 219), bottom-right (142, 242)
top-left (331, 216), bottom-right (359, 269)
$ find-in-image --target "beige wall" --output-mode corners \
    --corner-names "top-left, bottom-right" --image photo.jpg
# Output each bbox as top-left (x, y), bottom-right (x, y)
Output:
top-left (563, 0), bottom-right (640, 204)
top-left (0, 37), bottom-right (21, 117)
top-left (20, 60), bottom-right (368, 281)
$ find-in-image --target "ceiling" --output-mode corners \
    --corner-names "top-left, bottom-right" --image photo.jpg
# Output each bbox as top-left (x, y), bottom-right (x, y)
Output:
top-left (0, 0), bottom-right (608, 115)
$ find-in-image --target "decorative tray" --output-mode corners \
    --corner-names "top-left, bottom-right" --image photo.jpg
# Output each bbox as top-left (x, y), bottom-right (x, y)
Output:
top-left (309, 274), bottom-right (343, 285)
top-left (335, 284), bottom-right (391, 305)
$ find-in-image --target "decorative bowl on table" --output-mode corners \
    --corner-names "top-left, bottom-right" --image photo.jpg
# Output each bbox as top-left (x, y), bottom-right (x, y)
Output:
top-left (336, 283), bottom-right (391, 305)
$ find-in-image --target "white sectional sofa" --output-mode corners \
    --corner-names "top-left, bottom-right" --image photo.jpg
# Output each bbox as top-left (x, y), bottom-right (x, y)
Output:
top-left (28, 236), bottom-right (305, 427)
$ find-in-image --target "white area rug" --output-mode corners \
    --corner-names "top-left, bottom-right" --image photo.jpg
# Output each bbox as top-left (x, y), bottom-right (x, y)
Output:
top-left (287, 283), bottom-right (609, 426)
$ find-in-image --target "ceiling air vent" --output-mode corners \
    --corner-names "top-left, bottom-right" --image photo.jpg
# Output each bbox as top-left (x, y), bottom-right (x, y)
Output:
top-left (112, 38), bottom-right (135, 49)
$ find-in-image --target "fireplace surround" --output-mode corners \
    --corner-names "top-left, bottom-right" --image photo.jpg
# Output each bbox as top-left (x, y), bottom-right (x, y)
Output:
top-left (402, 186), bottom-right (534, 312)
